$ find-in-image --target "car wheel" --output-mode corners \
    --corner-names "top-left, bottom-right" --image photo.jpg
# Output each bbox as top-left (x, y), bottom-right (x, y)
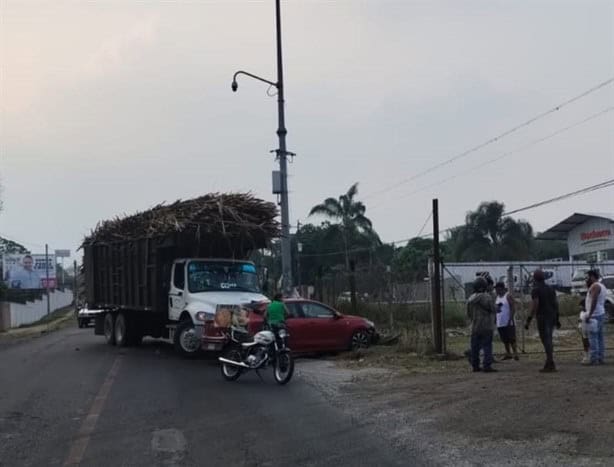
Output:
top-left (78, 318), bottom-right (84, 328)
top-left (104, 313), bottom-right (116, 346)
top-left (350, 329), bottom-right (370, 351)
top-left (114, 313), bottom-right (129, 347)
top-left (174, 319), bottom-right (201, 357)
top-left (606, 302), bottom-right (614, 323)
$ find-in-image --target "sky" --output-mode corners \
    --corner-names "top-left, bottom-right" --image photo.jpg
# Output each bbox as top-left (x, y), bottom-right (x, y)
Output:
top-left (1, 0), bottom-right (613, 261)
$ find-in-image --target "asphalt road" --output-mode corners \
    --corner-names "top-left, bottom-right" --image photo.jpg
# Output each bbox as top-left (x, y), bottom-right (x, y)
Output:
top-left (0, 325), bottom-right (411, 467)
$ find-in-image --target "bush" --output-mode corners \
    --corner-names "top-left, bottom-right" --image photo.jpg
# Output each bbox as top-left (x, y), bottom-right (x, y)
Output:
top-left (336, 301), bottom-right (468, 329)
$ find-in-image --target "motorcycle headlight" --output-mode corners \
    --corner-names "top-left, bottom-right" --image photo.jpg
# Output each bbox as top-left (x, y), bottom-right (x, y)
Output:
top-left (364, 319), bottom-right (375, 329)
top-left (278, 329), bottom-right (288, 338)
top-left (196, 311), bottom-right (215, 322)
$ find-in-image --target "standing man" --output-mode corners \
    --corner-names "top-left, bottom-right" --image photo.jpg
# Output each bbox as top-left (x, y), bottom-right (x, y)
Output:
top-left (525, 269), bottom-right (560, 372)
top-left (467, 277), bottom-right (497, 373)
top-left (495, 282), bottom-right (519, 361)
top-left (584, 270), bottom-right (606, 365)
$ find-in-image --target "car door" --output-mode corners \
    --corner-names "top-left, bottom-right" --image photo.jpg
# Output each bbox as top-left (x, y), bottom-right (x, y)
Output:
top-left (284, 302), bottom-right (310, 352)
top-left (300, 302), bottom-right (345, 351)
top-left (168, 262), bottom-right (186, 321)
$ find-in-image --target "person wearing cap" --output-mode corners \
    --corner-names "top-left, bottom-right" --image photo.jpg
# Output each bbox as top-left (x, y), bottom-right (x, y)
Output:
top-left (525, 269), bottom-right (560, 372)
top-left (584, 269), bottom-right (607, 365)
top-left (467, 276), bottom-right (497, 372)
top-left (495, 282), bottom-right (518, 361)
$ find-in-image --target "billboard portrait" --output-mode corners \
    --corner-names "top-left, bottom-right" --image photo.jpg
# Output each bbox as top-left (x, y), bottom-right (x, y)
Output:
top-left (2, 254), bottom-right (57, 289)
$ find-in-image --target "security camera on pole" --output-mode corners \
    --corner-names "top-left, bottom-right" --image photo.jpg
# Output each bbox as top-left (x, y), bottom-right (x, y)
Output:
top-left (231, 0), bottom-right (294, 296)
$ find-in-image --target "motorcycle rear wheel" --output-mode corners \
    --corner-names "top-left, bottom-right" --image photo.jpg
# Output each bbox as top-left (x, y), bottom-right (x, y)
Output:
top-left (273, 351), bottom-right (294, 385)
top-left (220, 348), bottom-right (243, 381)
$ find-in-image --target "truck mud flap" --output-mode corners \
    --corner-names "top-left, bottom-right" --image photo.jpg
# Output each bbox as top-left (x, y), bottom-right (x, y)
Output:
top-left (94, 314), bottom-right (106, 335)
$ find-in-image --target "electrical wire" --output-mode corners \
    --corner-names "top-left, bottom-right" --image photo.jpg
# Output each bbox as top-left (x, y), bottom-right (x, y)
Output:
top-left (503, 178), bottom-right (614, 216)
top-left (370, 106), bottom-right (614, 209)
top-left (415, 211), bottom-right (433, 238)
top-left (298, 178), bottom-right (614, 257)
top-left (363, 76), bottom-right (614, 200)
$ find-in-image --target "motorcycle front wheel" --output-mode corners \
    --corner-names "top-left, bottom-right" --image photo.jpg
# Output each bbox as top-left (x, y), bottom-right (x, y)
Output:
top-left (220, 348), bottom-right (243, 381)
top-left (273, 350), bottom-right (294, 385)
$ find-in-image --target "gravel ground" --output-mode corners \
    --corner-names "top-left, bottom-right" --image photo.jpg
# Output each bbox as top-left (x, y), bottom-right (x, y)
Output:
top-left (298, 349), bottom-right (614, 467)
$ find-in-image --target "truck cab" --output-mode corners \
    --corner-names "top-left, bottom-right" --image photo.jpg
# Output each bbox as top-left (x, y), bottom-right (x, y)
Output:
top-left (168, 259), bottom-right (268, 356)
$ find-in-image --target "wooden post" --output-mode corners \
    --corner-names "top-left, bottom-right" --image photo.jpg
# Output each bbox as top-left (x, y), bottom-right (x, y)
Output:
top-left (431, 199), bottom-right (443, 354)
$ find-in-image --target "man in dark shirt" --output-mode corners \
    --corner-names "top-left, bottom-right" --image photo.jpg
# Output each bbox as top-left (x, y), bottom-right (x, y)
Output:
top-left (525, 269), bottom-right (560, 372)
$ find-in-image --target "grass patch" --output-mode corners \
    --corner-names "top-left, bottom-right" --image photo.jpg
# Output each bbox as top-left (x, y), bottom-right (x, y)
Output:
top-left (337, 301), bottom-right (467, 329)
top-left (17, 305), bottom-right (76, 328)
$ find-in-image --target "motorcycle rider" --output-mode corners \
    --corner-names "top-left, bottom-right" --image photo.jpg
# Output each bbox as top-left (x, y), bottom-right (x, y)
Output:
top-left (264, 293), bottom-right (289, 345)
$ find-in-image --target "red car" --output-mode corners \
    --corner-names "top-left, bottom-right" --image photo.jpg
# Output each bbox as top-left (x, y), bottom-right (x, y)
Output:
top-left (203, 299), bottom-right (377, 353)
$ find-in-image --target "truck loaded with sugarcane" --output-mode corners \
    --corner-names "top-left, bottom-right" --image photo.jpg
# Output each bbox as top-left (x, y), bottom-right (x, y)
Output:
top-left (81, 193), bottom-right (279, 356)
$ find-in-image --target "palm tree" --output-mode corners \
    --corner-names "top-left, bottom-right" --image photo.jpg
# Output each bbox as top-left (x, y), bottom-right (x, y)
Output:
top-left (448, 201), bottom-right (534, 261)
top-left (309, 183), bottom-right (378, 309)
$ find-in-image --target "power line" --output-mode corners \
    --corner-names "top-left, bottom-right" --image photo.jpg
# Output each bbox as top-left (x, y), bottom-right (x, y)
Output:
top-left (299, 178), bottom-right (614, 257)
top-left (363, 76), bottom-right (614, 200)
top-left (503, 178), bottom-right (614, 216)
top-left (419, 178), bottom-right (614, 238)
top-left (415, 211), bottom-right (433, 238)
top-left (370, 106), bottom-right (614, 209)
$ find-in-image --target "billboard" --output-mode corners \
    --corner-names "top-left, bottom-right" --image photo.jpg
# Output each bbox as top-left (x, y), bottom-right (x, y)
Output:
top-left (2, 254), bottom-right (57, 289)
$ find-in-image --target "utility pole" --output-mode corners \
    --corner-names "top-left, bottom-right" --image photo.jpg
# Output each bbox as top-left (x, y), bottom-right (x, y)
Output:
top-left (232, 0), bottom-right (293, 296)
top-left (45, 244), bottom-right (51, 316)
top-left (275, 0), bottom-right (292, 296)
top-left (73, 259), bottom-right (78, 313)
top-left (296, 220), bottom-right (302, 296)
top-left (431, 199), bottom-right (443, 354)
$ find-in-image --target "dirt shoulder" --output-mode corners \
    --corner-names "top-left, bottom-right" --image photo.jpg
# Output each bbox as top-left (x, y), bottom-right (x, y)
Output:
top-left (0, 306), bottom-right (76, 343)
top-left (299, 331), bottom-right (614, 466)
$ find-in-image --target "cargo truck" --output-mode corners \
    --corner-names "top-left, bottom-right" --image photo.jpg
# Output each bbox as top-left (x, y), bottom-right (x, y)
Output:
top-left (82, 193), bottom-right (278, 356)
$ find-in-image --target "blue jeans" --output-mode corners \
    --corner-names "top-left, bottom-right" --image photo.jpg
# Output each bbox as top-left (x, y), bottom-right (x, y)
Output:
top-left (471, 332), bottom-right (493, 370)
top-left (537, 317), bottom-right (555, 368)
top-left (589, 314), bottom-right (605, 363)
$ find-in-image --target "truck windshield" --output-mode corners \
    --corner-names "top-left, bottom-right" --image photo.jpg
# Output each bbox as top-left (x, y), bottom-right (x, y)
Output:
top-left (187, 261), bottom-right (260, 293)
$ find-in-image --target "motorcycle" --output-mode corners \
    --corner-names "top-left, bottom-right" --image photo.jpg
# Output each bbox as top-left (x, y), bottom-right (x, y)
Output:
top-left (218, 324), bottom-right (294, 385)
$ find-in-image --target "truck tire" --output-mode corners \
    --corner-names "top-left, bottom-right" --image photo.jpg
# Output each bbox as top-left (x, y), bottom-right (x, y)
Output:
top-left (174, 319), bottom-right (201, 357)
top-left (104, 313), bottom-right (116, 346)
top-left (114, 313), bottom-right (129, 347)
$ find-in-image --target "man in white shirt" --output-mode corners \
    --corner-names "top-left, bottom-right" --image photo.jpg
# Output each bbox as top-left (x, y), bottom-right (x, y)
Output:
top-left (495, 282), bottom-right (518, 361)
top-left (584, 270), bottom-right (607, 365)
top-left (8, 255), bottom-right (42, 289)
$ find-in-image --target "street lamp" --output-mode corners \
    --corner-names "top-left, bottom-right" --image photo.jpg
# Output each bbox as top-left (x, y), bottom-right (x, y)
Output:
top-left (231, 0), bottom-right (293, 296)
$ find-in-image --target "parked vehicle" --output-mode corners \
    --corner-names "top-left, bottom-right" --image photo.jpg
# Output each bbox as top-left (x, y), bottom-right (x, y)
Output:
top-left (77, 306), bottom-right (103, 328)
top-left (571, 268), bottom-right (592, 296)
top-left (600, 275), bottom-right (614, 321)
top-left (205, 299), bottom-right (377, 353)
top-left (82, 193), bottom-right (278, 356)
top-left (218, 323), bottom-right (294, 385)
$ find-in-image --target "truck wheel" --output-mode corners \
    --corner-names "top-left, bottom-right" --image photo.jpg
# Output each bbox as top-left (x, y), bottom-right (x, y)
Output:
top-left (174, 319), bottom-right (201, 357)
top-left (104, 313), bottom-right (116, 346)
top-left (114, 313), bottom-right (129, 347)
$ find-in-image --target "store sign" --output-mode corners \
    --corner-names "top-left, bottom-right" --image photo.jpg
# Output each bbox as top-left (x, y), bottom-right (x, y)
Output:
top-left (580, 229), bottom-right (611, 244)
top-left (568, 218), bottom-right (614, 257)
top-left (2, 253), bottom-right (57, 289)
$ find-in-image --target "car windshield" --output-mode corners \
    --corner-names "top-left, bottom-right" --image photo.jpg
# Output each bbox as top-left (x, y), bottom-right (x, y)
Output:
top-left (187, 261), bottom-right (260, 293)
